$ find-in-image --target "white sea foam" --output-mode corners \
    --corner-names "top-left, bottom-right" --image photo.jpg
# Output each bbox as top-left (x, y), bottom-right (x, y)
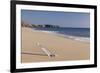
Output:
top-left (41, 30), bottom-right (58, 33)
top-left (39, 30), bottom-right (90, 43)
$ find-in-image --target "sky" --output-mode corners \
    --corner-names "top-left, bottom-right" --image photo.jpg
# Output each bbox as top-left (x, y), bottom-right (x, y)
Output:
top-left (21, 10), bottom-right (90, 28)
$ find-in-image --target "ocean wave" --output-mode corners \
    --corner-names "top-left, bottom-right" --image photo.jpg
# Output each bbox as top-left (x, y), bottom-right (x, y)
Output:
top-left (40, 30), bottom-right (90, 43)
top-left (40, 30), bottom-right (58, 33)
top-left (66, 36), bottom-right (90, 42)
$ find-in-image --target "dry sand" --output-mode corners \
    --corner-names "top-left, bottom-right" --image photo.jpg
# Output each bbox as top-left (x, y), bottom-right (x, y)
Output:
top-left (21, 27), bottom-right (90, 63)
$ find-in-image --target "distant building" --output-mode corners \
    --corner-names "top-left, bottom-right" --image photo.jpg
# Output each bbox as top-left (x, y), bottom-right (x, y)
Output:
top-left (44, 24), bottom-right (59, 28)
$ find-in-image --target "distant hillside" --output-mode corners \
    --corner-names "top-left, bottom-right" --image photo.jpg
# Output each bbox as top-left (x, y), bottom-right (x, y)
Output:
top-left (21, 21), bottom-right (60, 28)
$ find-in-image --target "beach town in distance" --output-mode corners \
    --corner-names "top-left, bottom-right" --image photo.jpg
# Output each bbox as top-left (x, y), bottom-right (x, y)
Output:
top-left (21, 10), bottom-right (90, 63)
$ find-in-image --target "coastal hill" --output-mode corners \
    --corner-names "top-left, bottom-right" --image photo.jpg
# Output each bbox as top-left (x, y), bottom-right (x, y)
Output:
top-left (22, 21), bottom-right (60, 28)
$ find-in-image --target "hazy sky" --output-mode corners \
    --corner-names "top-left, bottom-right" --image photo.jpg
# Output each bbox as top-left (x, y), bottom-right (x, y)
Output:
top-left (21, 10), bottom-right (90, 28)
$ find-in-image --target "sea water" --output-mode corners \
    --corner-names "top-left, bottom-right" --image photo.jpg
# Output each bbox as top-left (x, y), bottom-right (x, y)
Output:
top-left (34, 28), bottom-right (90, 42)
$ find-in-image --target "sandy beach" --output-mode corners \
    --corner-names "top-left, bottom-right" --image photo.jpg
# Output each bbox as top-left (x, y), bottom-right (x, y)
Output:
top-left (21, 27), bottom-right (90, 63)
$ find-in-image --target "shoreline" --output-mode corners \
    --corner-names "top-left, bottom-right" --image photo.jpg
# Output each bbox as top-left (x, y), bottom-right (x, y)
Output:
top-left (22, 27), bottom-right (90, 63)
top-left (32, 28), bottom-right (90, 43)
